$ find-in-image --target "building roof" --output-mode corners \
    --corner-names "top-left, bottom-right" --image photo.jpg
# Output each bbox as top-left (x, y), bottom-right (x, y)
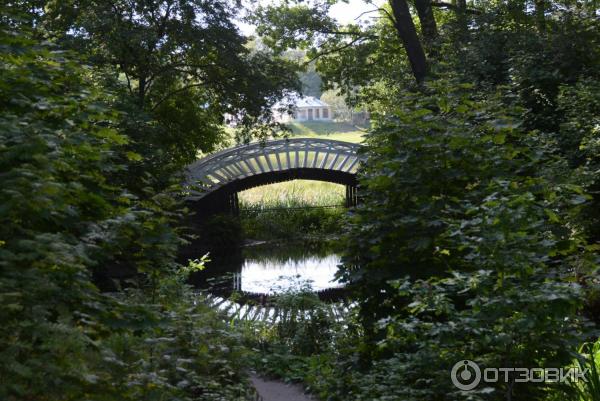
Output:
top-left (295, 96), bottom-right (329, 108)
top-left (273, 93), bottom-right (330, 109)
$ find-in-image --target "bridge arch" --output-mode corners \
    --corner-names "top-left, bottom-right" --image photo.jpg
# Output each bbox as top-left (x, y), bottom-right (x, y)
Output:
top-left (184, 138), bottom-right (362, 215)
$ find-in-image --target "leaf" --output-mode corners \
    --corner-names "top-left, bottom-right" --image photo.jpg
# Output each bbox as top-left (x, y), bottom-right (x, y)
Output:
top-left (493, 133), bottom-right (506, 144)
top-left (126, 151), bottom-right (143, 162)
top-left (545, 209), bottom-right (560, 223)
top-left (569, 195), bottom-right (588, 205)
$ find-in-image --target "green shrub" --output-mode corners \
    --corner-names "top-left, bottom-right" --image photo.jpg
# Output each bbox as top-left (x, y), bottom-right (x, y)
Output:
top-left (0, 20), bottom-right (253, 401)
top-left (571, 339), bottom-right (600, 401)
top-left (202, 214), bottom-right (244, 251)
top-left (241, 206), bottom-right (345, 240)
top-left (339, 80), bottom-right (594, 400)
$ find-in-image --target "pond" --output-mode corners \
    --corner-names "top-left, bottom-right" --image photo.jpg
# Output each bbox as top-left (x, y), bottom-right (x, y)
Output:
top-left (189, 241), bottom-right (344, 295)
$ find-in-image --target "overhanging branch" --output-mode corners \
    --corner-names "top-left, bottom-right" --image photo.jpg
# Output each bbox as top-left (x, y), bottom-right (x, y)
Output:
top-left (303, 36), bottom-right (370, 65)
top-left (430, 2), bottom-right (482, 14)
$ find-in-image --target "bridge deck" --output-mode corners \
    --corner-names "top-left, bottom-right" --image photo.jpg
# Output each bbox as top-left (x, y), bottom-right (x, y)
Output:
top-left (185, 138), bottom-right (362, 199)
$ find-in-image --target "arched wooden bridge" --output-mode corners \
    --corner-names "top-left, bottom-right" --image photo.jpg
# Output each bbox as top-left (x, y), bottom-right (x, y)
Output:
top-left (184, 138), bottom-right (362, 214)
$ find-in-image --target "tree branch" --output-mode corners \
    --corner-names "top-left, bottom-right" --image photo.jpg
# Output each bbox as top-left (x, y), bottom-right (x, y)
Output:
top-left (316, 29), bottom-right (378, 40)
top-left (430, 2), bottom-right (481, 14)
top-left (151, 83), bottom-right (207, 111)
top-left (354, 8), bottom-right (389, 20)
top-left (303, 36), bottom-right (369, 66)
top-left (124, 72), bottom-right (133, 96)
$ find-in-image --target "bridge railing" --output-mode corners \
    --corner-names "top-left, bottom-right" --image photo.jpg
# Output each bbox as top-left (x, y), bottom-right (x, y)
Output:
top-left (185, 138), bottom-right (362, 199)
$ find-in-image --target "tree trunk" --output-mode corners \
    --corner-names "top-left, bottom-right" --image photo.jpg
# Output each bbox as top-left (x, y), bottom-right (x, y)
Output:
top-left (138, 76), bottom-right (146, 108)
top-left (454, 0), bottom-right (468, 35)
top-left (534, 0), bottom-right (546, 32)
top-left (389, 0), bottom-right (428, 84)
top-left (414, 0), bottom-right (438, 45)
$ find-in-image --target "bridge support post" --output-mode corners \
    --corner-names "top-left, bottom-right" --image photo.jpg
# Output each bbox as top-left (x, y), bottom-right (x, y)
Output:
top-left (228, 192), bottom-right (239, 216)
top-left (345, 185), bottom-right (358, 207)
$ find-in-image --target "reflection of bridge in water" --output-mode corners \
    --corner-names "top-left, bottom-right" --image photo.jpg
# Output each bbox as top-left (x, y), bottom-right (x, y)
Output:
top-left (204, 292), bottom-right (352, 321)
top-left (184, 138), bottom-right (363, 214)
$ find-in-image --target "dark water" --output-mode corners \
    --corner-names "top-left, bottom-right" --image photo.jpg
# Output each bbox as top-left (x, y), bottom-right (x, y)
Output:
top-left (189, 241), bottom-right (343, 295)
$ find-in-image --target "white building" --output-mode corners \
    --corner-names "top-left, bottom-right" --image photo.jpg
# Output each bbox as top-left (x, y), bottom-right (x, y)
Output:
top-left (273, 94), bottom-right (332, 123)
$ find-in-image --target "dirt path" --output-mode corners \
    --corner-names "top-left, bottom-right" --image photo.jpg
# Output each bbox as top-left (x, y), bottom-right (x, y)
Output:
top-left (250, 374), bottom-right (315, 401)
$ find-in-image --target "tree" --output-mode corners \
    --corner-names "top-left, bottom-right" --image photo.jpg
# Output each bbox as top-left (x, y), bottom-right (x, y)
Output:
top-left (389, 0), bottom-right (428, 83)
top-left (252, 0), bottom-right (427, 84)
top-left (339, 80), bottom-right (593, 399)
top-left (250, 0), bottom-right (484, 87)
top-left (43, 0), bottom-right (299, 179)
top-left (0, 8), bottom-right (257, 400)
top-left (300, 67), bottom-right (323, 98)
top-left (320, 89), bottom-right (353, 121)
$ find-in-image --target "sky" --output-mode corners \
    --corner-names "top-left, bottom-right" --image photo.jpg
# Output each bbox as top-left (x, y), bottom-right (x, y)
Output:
top-left (237, 0), bottom-right (382, 36)
top-left (330, 0), bottom-right (381, 25)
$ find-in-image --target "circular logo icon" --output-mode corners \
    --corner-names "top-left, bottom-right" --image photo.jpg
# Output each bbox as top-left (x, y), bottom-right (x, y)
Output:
top-left (451, 360), bottom-right (481, 391)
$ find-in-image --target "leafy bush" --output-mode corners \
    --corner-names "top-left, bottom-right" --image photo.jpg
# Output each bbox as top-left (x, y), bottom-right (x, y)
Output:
top-left (241, 206), bottom-right (345, 240)
top-left (338, 80), bottom-right (594, 400)
top-left (92, 268), bottom-right (254, 401)
top-left (202, 214), bottom-right (244, 251)
top-left (556, 79), bottom-right (600, 243)
top-left (0, 19), bottom-right (253, 401)
top-left (240, 285), bottom-right (353, 383)
top-left (572, 339), bottom-right (600, 401)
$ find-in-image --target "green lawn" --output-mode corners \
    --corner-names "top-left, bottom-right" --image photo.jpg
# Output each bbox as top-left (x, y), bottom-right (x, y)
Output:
top-left (219, 121), bottom-right (367, 148)
top-left (288, 121), bottom-right (366, 144)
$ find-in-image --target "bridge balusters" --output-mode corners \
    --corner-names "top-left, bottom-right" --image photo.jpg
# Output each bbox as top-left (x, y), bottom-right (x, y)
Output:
top-left (286, 146), bottom-right (291, 169)
top-left (311, 151), bottom-right (319, 168)
top-left (255, 156), bottom-right (267, 173)
top-left (242, 159), bottom-right (256, 175)
top-left (318, 151), bottom-right (329, 169)
top-left (185, 139), bottom-right (362, 210)
top-left (345, 156), bottom-right (360, 172)
top-left (264, 152), bottom-right (275, 171)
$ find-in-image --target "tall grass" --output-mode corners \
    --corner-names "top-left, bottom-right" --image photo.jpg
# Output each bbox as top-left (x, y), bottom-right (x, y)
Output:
top-left (572, 339), bottom-right (600, 401)
top-left (239, 180), bottom-right (345, 208)
top-left (238, 180), bottom-right (347, 240)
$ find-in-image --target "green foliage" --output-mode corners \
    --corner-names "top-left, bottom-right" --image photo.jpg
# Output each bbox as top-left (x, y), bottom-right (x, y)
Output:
top-left (237, 179), bottom-right (346, 240)
top-left (271, 288), bottom-right (336, 355)
top-left (95, 273), bottom-right (254, 401)
top-left (555, 78), bottom-right (600, 246)
top-left (40, 0), bottom-right (300, 183)
top-left (0, 22), bottom-right (135, 399)
top-left (0, 15), bottom-right (254, 401)
top-left (364, 273), bottom-right (584, 400)
top-left (241, 207), bottom-right (345, 241)
top-left (289, 120), bottom-right (366, 137)
top-left (320, 89), bottom-right (353, 122)
top-left (549, 337), bottom-right (600, 401)
top-left (240, 287), bottom-right (357, 380)
top-left (4, 1), bottom-right (600, 401)
top-left (572, 339), bottom-right (600, 401)
top-left (300, 67), bottom-right (323, 98)
top-left (338, 80), bottom-right (594, 399)
top-left (201, 214), bottom-right (244, 251)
